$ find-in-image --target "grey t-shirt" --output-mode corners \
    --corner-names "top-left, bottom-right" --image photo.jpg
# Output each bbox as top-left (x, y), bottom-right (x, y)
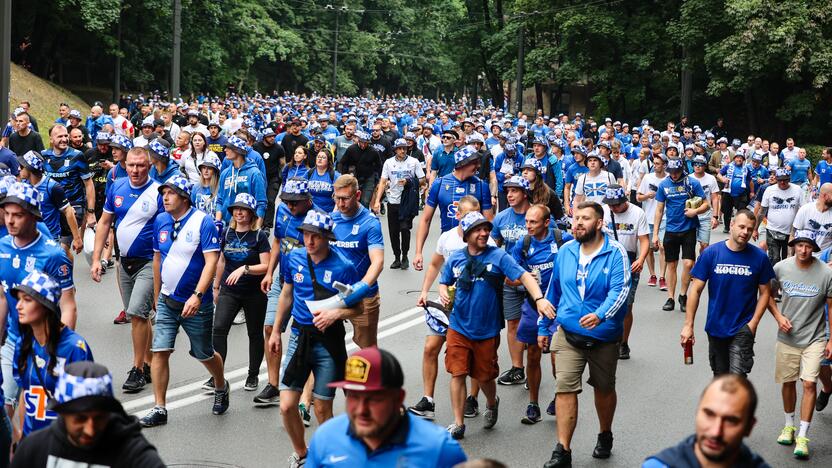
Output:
top-left (773, 257), bottom-right (832, 348)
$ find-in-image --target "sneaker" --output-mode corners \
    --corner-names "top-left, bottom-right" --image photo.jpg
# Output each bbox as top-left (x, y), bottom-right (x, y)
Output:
top-left (659, 277), bottom-right (668, 291)
top-left (679, 294), bottom-right (687, 313)
top-left (816, 389), bottom-right (831, 412)
top-left (202, 377), bottom-right (215, 392)
top-left (543, 443), bottom-right (572, 468)
top-left (662, 298), bottom-right (675, 311)
top-left (233, 310), bottom-right (246, 324)
top-left (287, 452), bottom-right (307, 468)
top-left (618, 342), bottom-right (631, 360)
top-left (546, 399), bottom-right (556, 416)
top-left (497, 367), bottom-right (526, 385)
top-left (244, 374), bottom-right (258, 391)
top-left (592, 431), bottom-right (614, 459)
top-left (521, 403), bottom-right (542, 425)
top-left (299, 403), bottom-right (312, 427)
top-left (483, 396), bottom-right (499, 429)
top-left (463, 396), bottom-right (479, 418)
top-left (407, 397), bottom-right (435, 420)
top-left (113, 310), bottom-right (129, 324)
top-left (400, 256), bottom-right (409, 270)
top-left (446, 423), bottom-right (465, 440)
top-left (794, 436), bottom-right (810, 459)
top-left (723, 227), bottom-right (729, 233)
top-left (390, 259), bottom-right (401, 269)
top-left (253, 384), bottom-right (280, 405)
top-left (647, 275), bottom-right (657, 287)
top-left (380, 203), bottom-right (386, 215)
top-left (100, 260), bottom-right (108, 274)
top-left (143, 363), bottom-right (152, 383)
top-left (212, 380), bottom-right (230, 415)
top-left (139, 406), bottom-right (168, 427)
top-left (106, 259), bottom-right (115, 268)
top-left (777, 425), bottom-right (796, 445)
top-left (122, 367), bottom-right (146, 393)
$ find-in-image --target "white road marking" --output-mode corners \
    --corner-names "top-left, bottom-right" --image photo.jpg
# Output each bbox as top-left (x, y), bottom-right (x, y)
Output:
top-left (126, 307), bottom-right (426, 415)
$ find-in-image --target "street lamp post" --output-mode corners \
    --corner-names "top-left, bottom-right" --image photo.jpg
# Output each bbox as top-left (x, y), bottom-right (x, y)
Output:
top-left (1, 0), bottom-right (11, 123)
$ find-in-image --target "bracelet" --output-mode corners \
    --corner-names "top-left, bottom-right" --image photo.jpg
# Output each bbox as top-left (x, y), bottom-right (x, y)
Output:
top-left (534, 296), bottom-right (544, 302)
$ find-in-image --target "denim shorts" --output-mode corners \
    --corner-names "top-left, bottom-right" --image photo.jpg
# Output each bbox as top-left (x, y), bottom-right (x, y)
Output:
top-left (503, 285), bottom-right (526, 321)
top-left (648, 218), bottom-right (666, 243)
top-left (1, 340), bottom-right (18, 406)
top-left (151, 296), bottom-right (216, 361)
top-left (278, 329), bottom-right (337, 400)
top-left (696, 215), bottom-right (712, 244)
top-left (265, 274), bottom-right (289, 332)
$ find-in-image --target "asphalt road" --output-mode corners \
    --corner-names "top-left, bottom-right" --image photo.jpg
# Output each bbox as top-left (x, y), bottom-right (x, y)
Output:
top-left (72, 223), bottom-right (832, 467)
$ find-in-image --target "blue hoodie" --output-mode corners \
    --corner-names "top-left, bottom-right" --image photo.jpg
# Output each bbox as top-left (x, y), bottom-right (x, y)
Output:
top-left (540, 234), bottom-right (630, 342)
top-left (221, 148), bottom-right (266, 176)
top-left (215, 158), bottom-right (267, 222)
top-left (150, 161), bottom-right (181, 184)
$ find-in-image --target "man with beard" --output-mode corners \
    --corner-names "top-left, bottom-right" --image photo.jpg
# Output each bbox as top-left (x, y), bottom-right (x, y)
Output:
top-left (642, 375), bottom-right (768, 468)
top-left (306, 347), bottom-right (467, 467)
top-left (333, 122), bottom-right (356, 165)
top-left (539, 202), bottom-right (630, 468)
top-left (281, 119), bottom-right (308, 159)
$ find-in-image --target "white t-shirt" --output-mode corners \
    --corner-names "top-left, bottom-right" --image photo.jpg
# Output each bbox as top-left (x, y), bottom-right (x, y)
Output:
top-left (762, 183), bottom-right (804, 234)
top-left (166, 122), bottom-right (181, 141)
top-left (603, 203), bottom-right (649, 253)
top-left (111, 115), bottom-right (132, 136)
top-left (183, 124), bottom-right (209, 137)
top-left (690, 173), bottom-right (719, 217)
top-left (381, 156), bottom-right (425, 204)
top-left (638, 172), bottom-right (668, 224)
top-left (577, 243), bottom-right (602, 300)
top-left (574, 171), bottom-right (616, 203)
top-left (781, 146), bottom-right (800, 163)
top-left (793, 202), bottom-right (832, 251)
top-left (223, 117), bottom-right (243, 136)
top-left (435, 228), bottom-right (496, 258)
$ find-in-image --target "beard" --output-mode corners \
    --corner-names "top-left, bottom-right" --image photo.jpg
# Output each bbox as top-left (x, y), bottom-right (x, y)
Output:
top-left (576, 225), bottom-right (598, 243)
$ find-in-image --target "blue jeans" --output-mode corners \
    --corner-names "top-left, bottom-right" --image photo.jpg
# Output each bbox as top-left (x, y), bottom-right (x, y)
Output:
top-left (265, 274), bottom-right (289, 332)
top-left (152, 296), bottom-right (216, 361)
top-left (278, 328), bottom-right (338, 400)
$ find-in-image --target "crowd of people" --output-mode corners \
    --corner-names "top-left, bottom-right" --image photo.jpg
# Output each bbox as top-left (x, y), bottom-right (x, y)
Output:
top-left (0, 92), bottom-right (830, 467)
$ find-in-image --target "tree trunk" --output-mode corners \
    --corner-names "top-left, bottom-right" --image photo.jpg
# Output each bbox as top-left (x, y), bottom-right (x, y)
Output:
top-left (744, 89), bottom-right (757, 135)
top-left (534, 82), bottom-right (543, 112)
top-left (680, 47), bottom-right (692, 121)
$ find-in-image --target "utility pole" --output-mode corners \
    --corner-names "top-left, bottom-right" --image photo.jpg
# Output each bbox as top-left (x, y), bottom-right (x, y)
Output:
top-left (113, 3), bottom-right (122, 104)
top-left (328, 4), bottom-right (346, 95)
top-left (171, 0), bottom-right (182, 99)
top-left (1, 0), bottom-right (11, 123)
top-left (515, 23), bottom-right (525, 115)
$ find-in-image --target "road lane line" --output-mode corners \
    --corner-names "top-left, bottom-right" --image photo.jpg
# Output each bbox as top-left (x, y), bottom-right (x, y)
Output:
top-left (125, 307), bottom-right (424, 414)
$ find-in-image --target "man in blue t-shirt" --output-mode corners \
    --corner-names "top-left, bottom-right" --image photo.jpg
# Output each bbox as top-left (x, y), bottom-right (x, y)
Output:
top-left (330, 174), bottom-right (385, 348)
top-left (682, 209), bottom-right (775, 377)
top-left (308, 347), bottom-right (467, 468)
top-left (429, 130), bottom-right (458, 183)
top-left (654, 158), bottom-right (709, 312)
top-left (491, 176), bottom-right (531, 386)
top-left (813, 147), bottom-right (832, 188)
top-left (787, 148), bottom-right (812, 188)
top-left (439, 211), bottom-right (553, 440)
top-left (415, 146), bottom-right (494, 271)
top-left (140, 176), bottom-right (229, 428)
top-left (41, 125), bottom-right (97, 234)
top-left (268, 210), bottom-right (364, 467)
top-left (91, 146), bottom-right (163, 394)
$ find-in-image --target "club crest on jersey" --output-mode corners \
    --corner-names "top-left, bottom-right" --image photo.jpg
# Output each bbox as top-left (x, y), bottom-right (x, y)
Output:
top-left (323, 270), bottom-right (332, 283)
top-left (114, 196), bottom-right (124, 207)
top-left (294, 272), bottom-right (304, 283)
top-left (185, 231), bottom-right (193, 243)
top-left (64, 160), bottom-right (70, 167)
top-left (351, 224), bottom-right (360, 235)
top-left (25, 256), bottom-right (35, 272)
top-left (142, 200), bottom-right (150, 212)
top-left (159, 230), bottom-right (169, 243)
top-left (551, 243), bottom-right (559, 253)
top-left (470, 184), bottom-right (476, 192)
top-left (12, 256), bottom-right (19, 269)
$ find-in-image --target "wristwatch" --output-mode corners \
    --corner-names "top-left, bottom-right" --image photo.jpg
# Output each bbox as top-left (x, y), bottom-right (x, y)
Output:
top-left (193, 290), bottom-right (204, 299)
top-left (86, 208), bottom-right (95, 214)
top-left (244, 265), bottom-right (250, 275)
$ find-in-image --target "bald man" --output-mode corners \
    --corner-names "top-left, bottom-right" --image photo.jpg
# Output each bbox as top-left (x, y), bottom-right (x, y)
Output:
top-left (792, 183), bottom-right (832, 252)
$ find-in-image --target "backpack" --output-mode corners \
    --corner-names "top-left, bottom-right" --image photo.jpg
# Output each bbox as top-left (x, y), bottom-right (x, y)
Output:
top-left (520, 228), bottom-right (565, 262)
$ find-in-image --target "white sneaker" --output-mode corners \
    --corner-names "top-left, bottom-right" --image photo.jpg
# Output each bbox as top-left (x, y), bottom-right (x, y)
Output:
top-left (288, 452), bottom-right (306, 468)
top-left (233, 310), bottom-right (246, 325)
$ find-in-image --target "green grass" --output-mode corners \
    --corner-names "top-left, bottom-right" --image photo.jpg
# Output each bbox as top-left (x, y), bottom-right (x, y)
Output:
top-left (10, 63), bottom-right (90, 146)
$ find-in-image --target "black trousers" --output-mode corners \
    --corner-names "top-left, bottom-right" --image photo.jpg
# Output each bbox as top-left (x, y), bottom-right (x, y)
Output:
top-left (721, 192), bottom-right (749, 230)
top-left (387, 203), bottom-right (412, 260)
top-left (213, 287), bottom-right (267, 377)
top-left (264, 180), bottom-right (281, 230)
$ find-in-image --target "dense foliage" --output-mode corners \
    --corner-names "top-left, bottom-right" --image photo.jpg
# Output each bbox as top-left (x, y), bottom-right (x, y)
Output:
top-left (9, 0), bottom-right (832, 140)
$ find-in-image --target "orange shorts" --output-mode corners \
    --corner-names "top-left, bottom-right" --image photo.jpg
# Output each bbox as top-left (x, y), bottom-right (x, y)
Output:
top-left (444, 328), bottom-right (500, 382)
